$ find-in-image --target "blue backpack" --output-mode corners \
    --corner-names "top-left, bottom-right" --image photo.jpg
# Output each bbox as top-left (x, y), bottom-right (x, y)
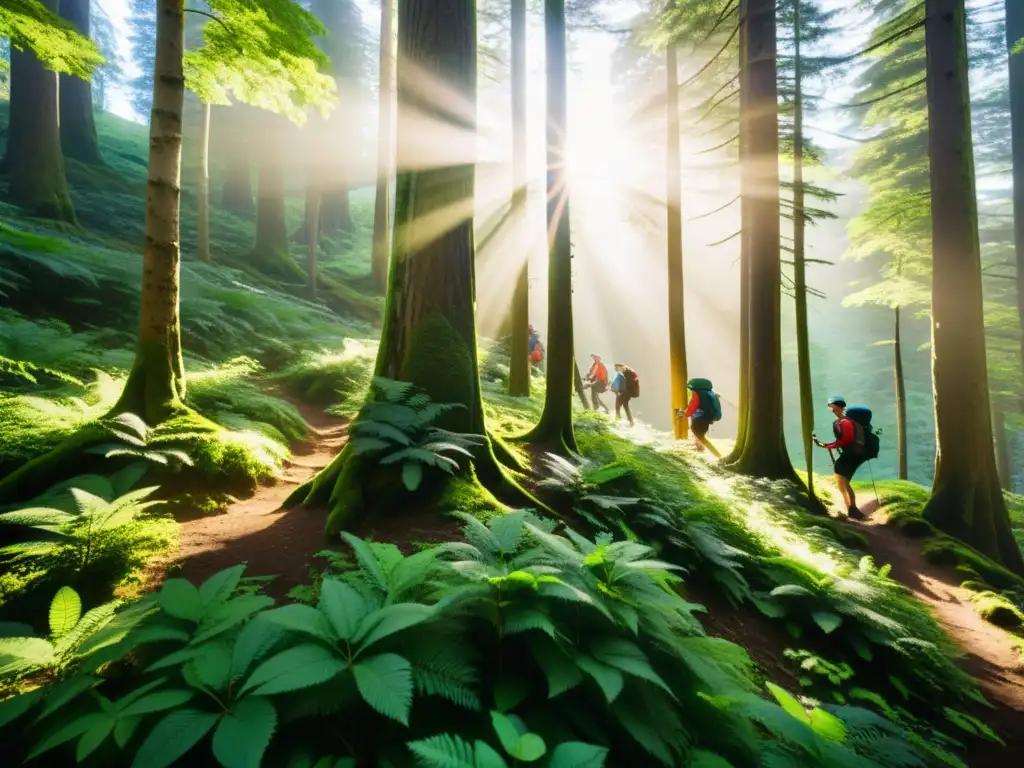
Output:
top-left (687, 378), bottom-right (722, 422)
top-left (843, 406), bottom-right (880, 459)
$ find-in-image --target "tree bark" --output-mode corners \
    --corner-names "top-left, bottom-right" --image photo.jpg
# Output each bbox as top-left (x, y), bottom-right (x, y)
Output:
top-left (729, 0), bottom-right (797, 481)
top-left (666, 41), bottom-right (688, 440)
top-left (112, 0), bottom-right (187, 424)
top-left (508, 0), bottom-right (530, 398)
top-left (371, 0), bottom-right (394, 292)
top-left (1007, 0), bottom-right (1024, 391)
top-left (3, 0), bottom-right (76, 223)
top-left (58, 0), bottom-right (103, 165)
top-left (574, 358), bottom-right (590, 409)
top-left (726, 0), bottom-right (751, 463)
top-left (221, 107), bottom-right (254, 217)
top-left (525, 0), bottom-right (576, 452)
top-left (321, 186), bottom-right (354, 236)
top-left (254, 144), bottom-right (289, 257)
top-left (922, 0), bottom-right (1024, 573)
top-left (287, 0), bottom-right (538, 533)
top-left (893, 305), bottom-right (908, 480)
top-left (792, 0), bottom-right (814, 493)
top-left (196, 101), bottom-right (211, 262)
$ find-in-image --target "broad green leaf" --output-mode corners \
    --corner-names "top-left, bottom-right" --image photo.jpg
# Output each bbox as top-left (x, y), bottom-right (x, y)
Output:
top-left (401, 461), bottom-right (424, 491)
top-left (260, 603), bottom-right (335, 642)
top-left (230, 616), bottom-right (286, 680)
top-left (407, 733), bottom-right (508, 768)
top-left (242, 644), bottom-right (347, 696)
top-left (188, 640), bottom-right (233, 691)
top-left (0, 687), bottom-right (43, 729)
top-left (811, 611), bottom-right (843, 635)
top-left (113, 677), bottom-right (172, 711)
top-left (530, 638), bottom-right (584, 699)
top-left (766, 682), bottom-right (810, 724)
top-left (131, 709), bottom-right (221, 768)
top-left (511, 733), bottom-right (547, 762)
top-left (48, 587), bottom-right (82, 640)
top-left (318, 579), bottom-right (368, 641)
top-left (340, 532), bottom-right (390, 592)
top-left (199, 565), bottom-right (247, 605)
top-left (548, 741), bottom-right (609, 767)
top-left (493, 676), bottom-right (530, 713)
top-left (158, 579), bottom-right (204, 623)
top-left (575, 656), bottom-right (624, 704)
top-left (35, 674), bottom-right (102, 722)
top-left (191, 595), bottom-right (274, 645)
top-left (684, 750), bottom-right (732, 768)
top-left (119, 689), bottom-right (195, 717)
top-left (0, 636), bottom-right (55, 676)
top-left (490, 710), bottom-right (546, 761)
top-left (114, 715), bottom-right (142, 748)
top-left (808, 707), bottom-right (847, 742)
top-left (212, 696), bottom-right (277, 768)
top-left (352, 653), bottom-right (413, 725)
top-left (590, 638), bottom-right (674, 697)
top-left (76, 716), bottom-right (115, 761)
top-left (354, 603), bottom-right (433, 653)
top-left (29, 712), bottom-right (108, 759)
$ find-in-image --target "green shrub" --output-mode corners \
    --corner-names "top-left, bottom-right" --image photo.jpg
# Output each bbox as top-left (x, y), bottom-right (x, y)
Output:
top-left (0, 514), bottom-right (934, 767)
top-left (276, 339), bottom-right (377, 409)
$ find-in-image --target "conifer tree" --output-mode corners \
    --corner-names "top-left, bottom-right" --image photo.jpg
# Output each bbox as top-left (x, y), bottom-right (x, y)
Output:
top-left (58, 0), bottom-right (103, 165)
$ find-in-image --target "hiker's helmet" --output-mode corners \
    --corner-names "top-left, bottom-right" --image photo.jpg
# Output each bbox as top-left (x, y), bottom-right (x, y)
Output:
top-left (827, 396), bottom-right (846, 407)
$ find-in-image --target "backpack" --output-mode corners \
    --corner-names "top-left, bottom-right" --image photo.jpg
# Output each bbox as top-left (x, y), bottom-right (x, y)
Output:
top-left (697, 390), bottom-right (722, 423)
top-left (624, 368), bottom-right (640, 398)
top-left (842, 406), bottom-right (880, 460)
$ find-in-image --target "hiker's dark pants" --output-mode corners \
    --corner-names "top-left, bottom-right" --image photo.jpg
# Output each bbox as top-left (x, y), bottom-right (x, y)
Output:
top-left (834, 451), bottom-right (867, 481)
top-left (615, 394), bottom-right (633, 424)
top-left (589, 382), bottom-right (608, 412)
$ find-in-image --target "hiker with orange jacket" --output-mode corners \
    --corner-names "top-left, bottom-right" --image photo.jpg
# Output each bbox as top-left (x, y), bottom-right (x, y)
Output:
top-left (585, 354), bottom-right (610, 413)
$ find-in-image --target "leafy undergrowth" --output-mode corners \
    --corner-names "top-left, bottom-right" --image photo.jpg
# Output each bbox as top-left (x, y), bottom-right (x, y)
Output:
top-left (0, 515), bottom-right (945, 767)
top-left (522, 418), bottom-right (1003, 763)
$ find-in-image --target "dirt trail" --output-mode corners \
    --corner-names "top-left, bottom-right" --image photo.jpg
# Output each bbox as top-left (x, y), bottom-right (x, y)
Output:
top-left (141, 398), bottom-right (348, 599)
top-left (850, 500), bottom-right (1024, 762)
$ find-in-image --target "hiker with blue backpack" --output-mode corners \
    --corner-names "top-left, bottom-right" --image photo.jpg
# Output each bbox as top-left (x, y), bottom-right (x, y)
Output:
top-left (813, 396), bottom-right (880, 521)
top-left (680, 378), bottom-right (723, 457)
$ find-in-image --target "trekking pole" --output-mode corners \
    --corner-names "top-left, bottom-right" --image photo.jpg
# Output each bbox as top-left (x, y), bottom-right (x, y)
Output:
top-left (867, 459), bottom-right (879, 510)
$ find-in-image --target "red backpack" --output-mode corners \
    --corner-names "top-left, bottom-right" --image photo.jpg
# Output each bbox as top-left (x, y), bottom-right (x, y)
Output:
top-left (624, 368), bottom-right (640, 398)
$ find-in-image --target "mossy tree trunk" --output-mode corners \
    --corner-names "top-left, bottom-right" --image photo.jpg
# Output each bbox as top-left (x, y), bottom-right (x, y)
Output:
top-left (525, 0), bottom-right (576, 453)
top-left (58, 0), bottom-right (103, 166)
top-left (221, 106), bottom-right (254, 217)
top-left (112, 0), bottom-right (187, 424)
top-left (726, 0), bottom-right (751, 463)
top-left (666, 41), bottom-right (688, 440)
top-left (3, 0), bottom-right (76, 223)
top-left (508, 0), bottom-right (530, 398)
top-left (893, 305), bottom-right (908, 480)
top-left (1007, 0), bottom-right (1024, 389)
top-left (197, 101), bottom-right (212, 262)
top-left (371, 0), bottom-right (394, 293)
top-left (728, 0), bottom-right (797, 482)
top-left (288, 0), bottom-right (537, 533)
top-left (792, 0), bottom-right (814, 493)
top-left (922, 0), bottom-right (1024, 573)
top-left (321, 186), bottom-right (354, 236)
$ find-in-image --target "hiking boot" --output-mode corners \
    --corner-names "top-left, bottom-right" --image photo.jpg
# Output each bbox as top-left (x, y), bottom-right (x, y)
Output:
top-left (848, 507), bottom-right (865, 520)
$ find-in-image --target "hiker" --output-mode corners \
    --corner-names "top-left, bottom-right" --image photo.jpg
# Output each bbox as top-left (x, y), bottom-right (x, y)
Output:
top-left (585, 354), bottom-right (610, 413)
top-left (681, 378), bottom-right (722, 458)
top-left (530, 341), bottom-right (544, 366)
top-left (610, 363), bottom-right (639, 427)
top-left (528, 324), bottom-right (540, 356)
top-left (813, 396), bottom-right (879, 521)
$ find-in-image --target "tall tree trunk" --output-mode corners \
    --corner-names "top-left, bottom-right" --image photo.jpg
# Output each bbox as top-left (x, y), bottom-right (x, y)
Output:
top-left (922, 0), bottom-right (1024, 573)
top-left (893, 305), bottom-right (908, 480)
top-left (792, 0), bottom-right (814, 493)
top-left (729, 0), bottom-right (796, 481)
top-left (254, 150), bottom-right (289, 257)
top-left (307, 183), bottom-right (321, 299)
top-left (508, 0), bottom-right (530, 398)
top-left (321, 187), bottom-right (354, 236)
top-left (3, 0), bottom-right (76, 223)
top-left (221, 107), bottom-right (254, 217)
top-left (196, 101), bottom-right (211, 262)
top-left (726, 0), bottom-right (751, 462)
top-left (525, 0), bottom-right (576, 452)
top-left (1007, 0), bottom-right (1024, 390)
top-left (286, 0), bottom-right (536, 533)
top-left (112, 0), bottom-right (186, 424)
top-left (994, 408), bottom-right (1012, 491)
top-left (371, 0), bottom-right (394, 292)
top-left (574, 357), bottom-right (590, 409)
top-left (666, 41), bottom-right (688, 440)
top-left (58, 0), bottom-right (103, 165)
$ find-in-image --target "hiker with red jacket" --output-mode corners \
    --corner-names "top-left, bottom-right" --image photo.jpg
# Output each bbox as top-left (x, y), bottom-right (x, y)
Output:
top-left (610, 363), bottom-right (639, 427)
top-left (585, 354), bottom-right (610, 413)
top-left (813, 396), bottom-right (870, 520)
